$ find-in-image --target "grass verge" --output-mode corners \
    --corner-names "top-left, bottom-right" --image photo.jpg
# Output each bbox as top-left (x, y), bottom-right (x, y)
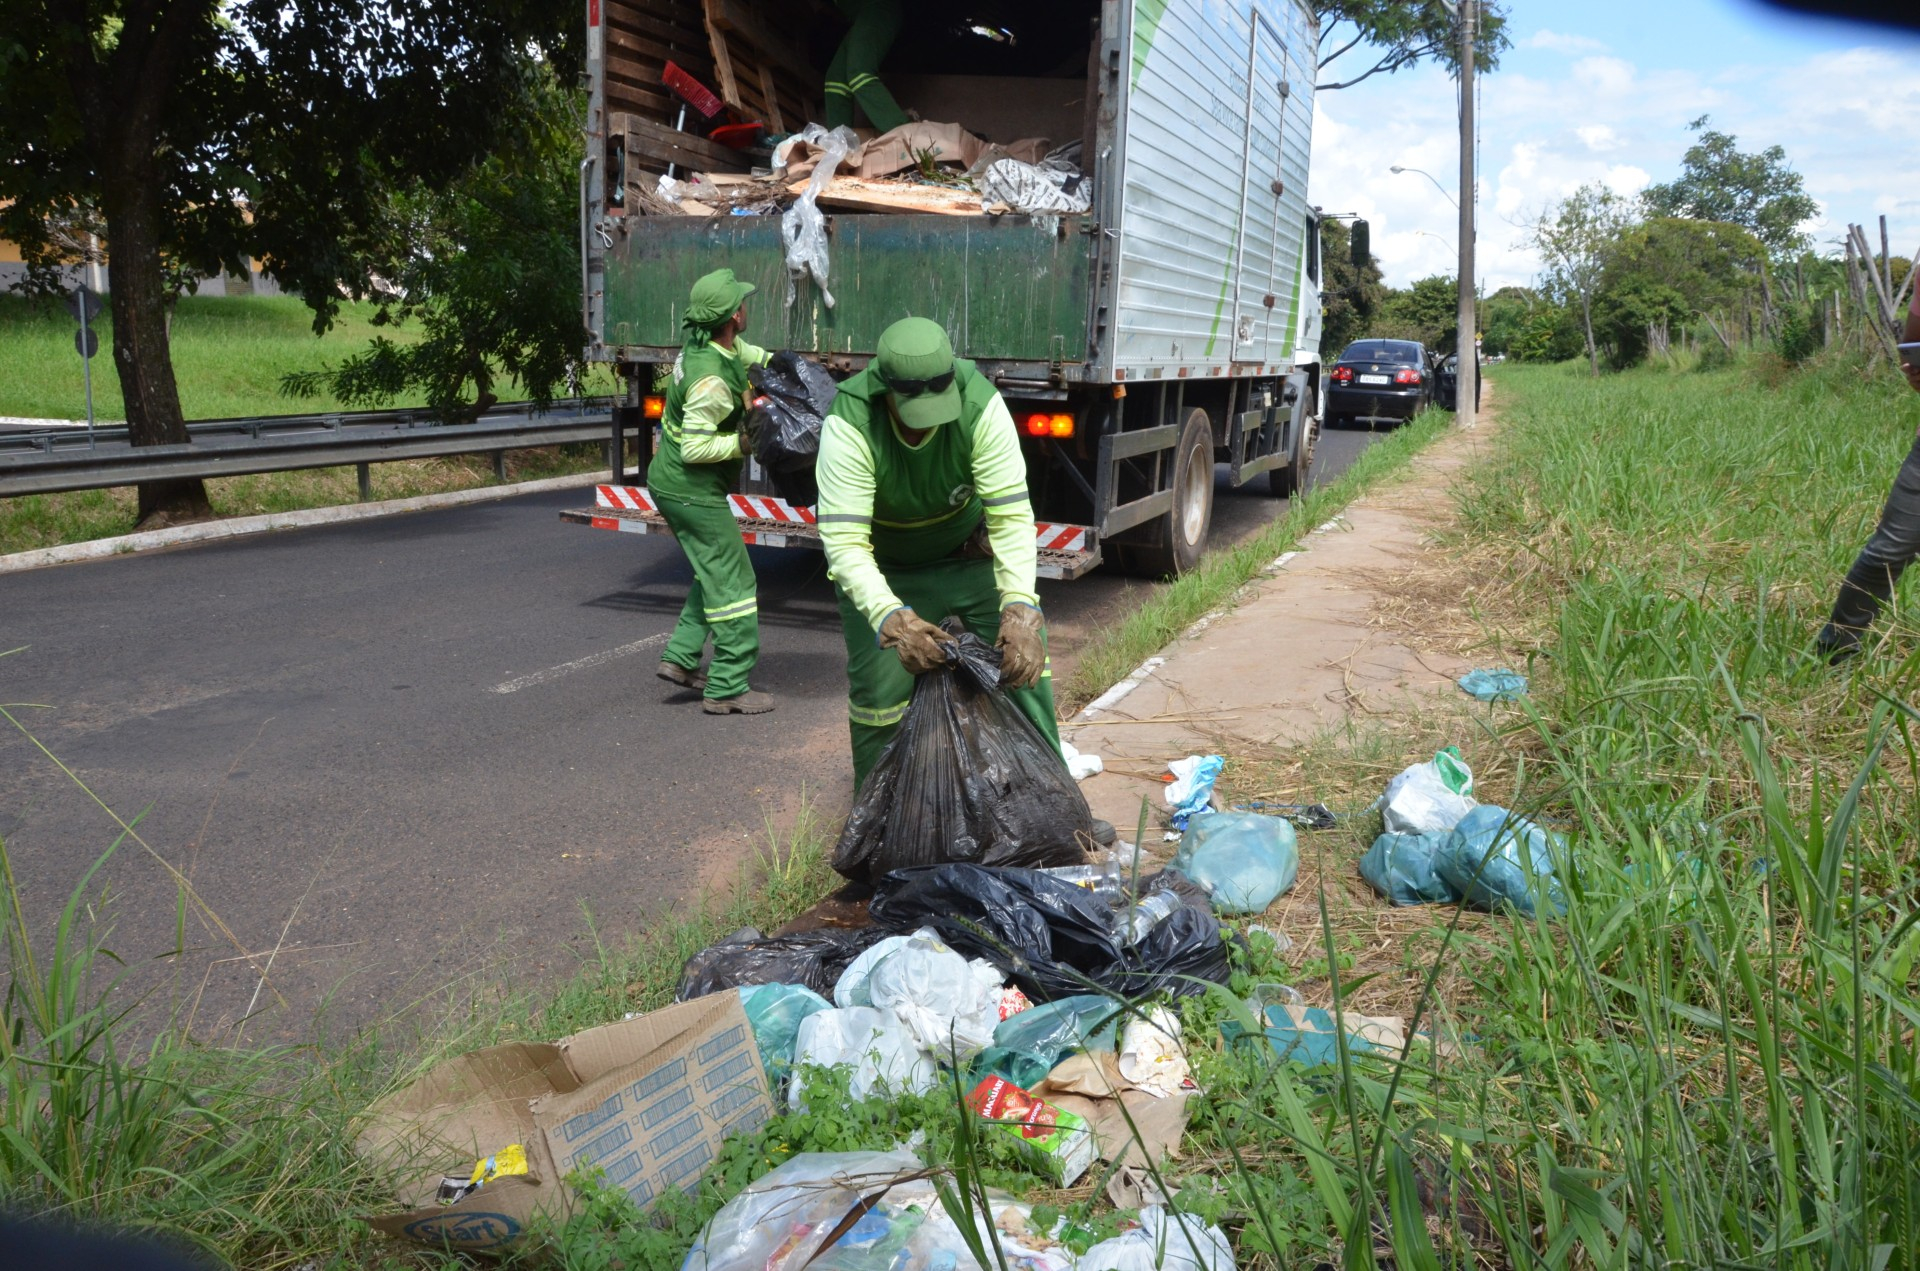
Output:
top-left (1059, 408), bottom-right (1457, 713)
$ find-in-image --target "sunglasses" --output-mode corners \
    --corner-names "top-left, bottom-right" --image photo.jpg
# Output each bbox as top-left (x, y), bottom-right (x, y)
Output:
top-left (881, 368), bottom-right (955, 398)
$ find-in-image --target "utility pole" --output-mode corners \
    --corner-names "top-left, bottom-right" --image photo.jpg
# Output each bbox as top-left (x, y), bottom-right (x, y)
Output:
top-left (1455, 0), bottom-right (1477, 427)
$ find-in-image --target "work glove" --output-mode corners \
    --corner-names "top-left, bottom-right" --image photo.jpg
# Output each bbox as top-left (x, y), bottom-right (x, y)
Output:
top-left (879, 608), bottom-right (953, 675)
top-left (996, 603), bottom-right (1046, 689)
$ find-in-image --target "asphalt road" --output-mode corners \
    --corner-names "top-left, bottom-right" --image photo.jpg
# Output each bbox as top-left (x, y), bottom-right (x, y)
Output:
top-left (0, 428), bottom-right (1376, 1039)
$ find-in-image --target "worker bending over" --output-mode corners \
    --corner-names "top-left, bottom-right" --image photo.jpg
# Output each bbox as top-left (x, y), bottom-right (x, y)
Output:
top-left (816, 317), bottom-right (1057, 786)
top-left (649, 268), bottom-right (774, 715)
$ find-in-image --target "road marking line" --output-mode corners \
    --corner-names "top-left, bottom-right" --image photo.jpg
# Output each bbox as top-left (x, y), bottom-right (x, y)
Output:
top-left (491, 632), bottom-right (669, 695)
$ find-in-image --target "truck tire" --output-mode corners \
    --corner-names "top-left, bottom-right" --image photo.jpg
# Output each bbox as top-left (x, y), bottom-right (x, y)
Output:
top-left (1109, 408), bottom-right (1214, 578)
top-left (1268, 410), bottom-right (1317, 498)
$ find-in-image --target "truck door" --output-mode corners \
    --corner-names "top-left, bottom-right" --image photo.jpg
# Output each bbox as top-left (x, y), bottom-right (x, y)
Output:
top-left (1234, 12), bottom-right (1288, 366)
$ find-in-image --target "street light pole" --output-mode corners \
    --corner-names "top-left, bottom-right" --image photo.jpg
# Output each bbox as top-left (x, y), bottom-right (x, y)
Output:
top-left (1390, 165), bottom-right (1458, 209)
top-left (1455, 0), bottom-right (1478, 427)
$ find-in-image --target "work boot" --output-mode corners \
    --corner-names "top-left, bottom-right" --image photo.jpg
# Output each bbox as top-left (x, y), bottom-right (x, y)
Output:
top-left (1090, 818), bottom-right (1118, 848)
top-left (657, 660), bottom-right (707, 691)
top-left (703, 689), bottom-right (775, 715)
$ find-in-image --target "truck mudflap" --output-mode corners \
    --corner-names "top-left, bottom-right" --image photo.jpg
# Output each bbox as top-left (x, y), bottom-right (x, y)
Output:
top-left (562, 486), bottom-right (1101, 580)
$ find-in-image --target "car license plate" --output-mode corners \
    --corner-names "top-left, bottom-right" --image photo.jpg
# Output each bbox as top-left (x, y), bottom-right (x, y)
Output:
top-left (1358, 374), bottom-right (1391, 385)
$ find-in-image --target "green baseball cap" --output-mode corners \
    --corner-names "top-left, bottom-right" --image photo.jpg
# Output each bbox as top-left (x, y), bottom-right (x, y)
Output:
top-left (875, 317), bottom-right (961, 429)
top-left (684, 268), bottom-right (756, 327)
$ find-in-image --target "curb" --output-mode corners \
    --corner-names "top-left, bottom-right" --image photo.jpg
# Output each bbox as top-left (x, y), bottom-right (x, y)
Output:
top-left (1071, 513), bottom-right (1350, 723)
top-left (0, 470), bottom-right (609, 574)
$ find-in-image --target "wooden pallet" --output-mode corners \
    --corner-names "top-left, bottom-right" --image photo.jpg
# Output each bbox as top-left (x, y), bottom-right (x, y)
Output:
top-left (703, 0), bottom-right (817, 133)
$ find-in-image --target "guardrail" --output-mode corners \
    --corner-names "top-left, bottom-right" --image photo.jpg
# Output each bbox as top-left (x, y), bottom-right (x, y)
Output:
top-left (0, 400), bottom-right (621, 499)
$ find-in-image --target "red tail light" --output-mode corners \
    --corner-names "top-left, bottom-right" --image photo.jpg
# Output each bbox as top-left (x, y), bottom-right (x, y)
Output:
top-left (1394, 368), bottom-right (1422, 385)
top-left (642, 395), bottom-right (665, 419)
top-left (1024, 412), bottom-right (1050, 436)
top-left (1331, 366), bottom-right (1354, 383)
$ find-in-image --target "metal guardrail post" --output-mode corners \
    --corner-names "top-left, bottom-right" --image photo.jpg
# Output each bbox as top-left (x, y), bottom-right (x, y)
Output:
top-left (357, 463), bottom-right (371, 501)
top-left (493, 451), bottom-right (507, 482)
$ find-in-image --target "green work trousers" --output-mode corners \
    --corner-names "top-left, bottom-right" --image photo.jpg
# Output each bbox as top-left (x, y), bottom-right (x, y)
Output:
top-left (835, 555), bottom-right (1061, 791)
top-left (657, 495), bottom-right (759, 700)
top-left (824, 0), bottom-right (907, 132)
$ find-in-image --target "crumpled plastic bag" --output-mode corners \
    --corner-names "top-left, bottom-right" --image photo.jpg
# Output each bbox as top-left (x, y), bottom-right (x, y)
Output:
top-left (791, 1006), bottom-right (936, 1102)
top-left (1117, 1006), bottom-right (1189, 1097)
top-left (738, 983), bottom-right (832, 1081)
top-left (978, 155), bottom-right (1091, 215)
top-left (746, 350), bottom-right (835, 507)
top-left (831, 931), bottom-right (1003, 1059)
top-left (679, 925), bottom-right (891, 1000)
top-left (976, 994), bottom-right (1120, 1088)
top-left (833, 625), bottom-right (1093, 885)
top-left (1434, 804), bottom-right (1569, 918)
top-left (1359, 830), bottom-right (1460, 906)
top-left (778, 123), bottom-right (860, 308)
top-left (868, 864), bottom-right (1231, 1001)
top-left (1077, 1207), bottom-right (1236, 1271)
top-left (1165, 755), bottom-right (1225, 831)
top-left (1060, 740), bottom-right (1103, 780)
top-left (1458, 667), bottom-right (1529, 701)
top-left (681, 1149), bottom-right (922, 1271)
top-left (1170, 811), bottom-right (1299, 914)
top-left (1375, 746), bottom-right (1476, 835)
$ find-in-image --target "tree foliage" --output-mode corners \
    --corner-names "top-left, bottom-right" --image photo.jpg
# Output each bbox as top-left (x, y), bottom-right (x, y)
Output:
top-left (1642, 117), bottom-right (1819, 257)
top-left (1319, 218), bottom-right (1387, 354)
top-left (0, 0), bottom-right (573, 524)
top-left (1531, 184), bottom-right (1637, 375)
top-left (1315, 0), bottom-right (1510, 92)
top-left (281, 71), bottom-right (585, 421)
top-left (1373, 274), bottom-right (1459, 351)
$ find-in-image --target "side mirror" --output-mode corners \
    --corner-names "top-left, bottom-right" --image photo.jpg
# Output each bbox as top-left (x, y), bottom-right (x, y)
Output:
top-left (1349, 219), bottom-right (1370, 269)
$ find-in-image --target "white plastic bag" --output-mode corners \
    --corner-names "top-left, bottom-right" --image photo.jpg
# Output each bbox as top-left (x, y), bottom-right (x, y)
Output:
top-left (1116, 1006), bottom-right (1189, 1098)
top-left (791, 1006), bottom-right (936, 1102)
top-left (1375, 747), bottom-right (1476, 835)
top-left (1077, 1207), bottom-right (1236, 1271)
top-left (978, 153), bottom-right (1091, 215)
top-left (866, 935), bottom-right (1003, 1059)
top-left (683, 1149), bottom-right (924, 1271)
top-left (832, 934), bottom-right (917, 1008)
top-left (1060, 740), bottom-right (1104, 781)
top-left (778, 123), bottom-right (860, 309)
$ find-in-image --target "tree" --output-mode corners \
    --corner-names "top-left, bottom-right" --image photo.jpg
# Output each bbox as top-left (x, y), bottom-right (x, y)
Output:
top-left (1479, 285), bottom-right (1537, 358)
top-left (1642, 118), bottom-right (1819, 258)
top-left (1596, 216), bottom-right (1766, 365)
top-left (1316, 1), bottom-right (1511, 92)
top-left (1531, 184), bottom-right (1637, 375)
top-left (1319, 218), bottom-right (1387, 354)
top-left (1374, 274), bottom-right (1459, 350)
top-left (0, 2), bottom-right (572, 528)
top-left (282, 70), bottom-right (585, 421)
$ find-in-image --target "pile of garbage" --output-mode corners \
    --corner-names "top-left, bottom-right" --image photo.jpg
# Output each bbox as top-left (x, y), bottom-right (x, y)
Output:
top-left (1360, 747), bottom-right (1568, 917)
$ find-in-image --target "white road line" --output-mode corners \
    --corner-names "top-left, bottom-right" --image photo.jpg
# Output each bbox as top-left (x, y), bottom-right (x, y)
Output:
top-left (491, 632), bottom-right (669, 695)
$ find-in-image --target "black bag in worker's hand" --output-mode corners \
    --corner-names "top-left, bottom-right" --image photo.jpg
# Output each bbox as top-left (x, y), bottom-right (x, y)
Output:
top-left (747, 351), bottom-right (835, 507)
top-left (831, 622), bottom-right (1094, 885)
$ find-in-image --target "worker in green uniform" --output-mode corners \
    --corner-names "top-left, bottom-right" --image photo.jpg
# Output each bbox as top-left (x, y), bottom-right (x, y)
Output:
top-left (649, 268), bottom-right (775, 715)
top-left (816, 316), bottom-right (1057, 788)
top-left (824, 0), bottom-right (908, 133)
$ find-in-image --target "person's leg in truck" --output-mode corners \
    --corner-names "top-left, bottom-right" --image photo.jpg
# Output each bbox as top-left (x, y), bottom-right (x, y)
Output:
top-left (827, 0), bottom-right (908, 133)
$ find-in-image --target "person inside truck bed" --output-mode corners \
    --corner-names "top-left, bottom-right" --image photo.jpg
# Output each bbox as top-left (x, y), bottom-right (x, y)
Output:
top-left (649, 269), bottom-right (776, 714)
top-left (824, 0), bottom-right (908, 133)
top-left (815, 318), bottom-right (1113, 848)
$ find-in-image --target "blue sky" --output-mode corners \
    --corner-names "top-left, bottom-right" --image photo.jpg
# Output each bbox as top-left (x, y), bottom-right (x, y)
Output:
top-left (1311, 0), bottom-right (1920, 287)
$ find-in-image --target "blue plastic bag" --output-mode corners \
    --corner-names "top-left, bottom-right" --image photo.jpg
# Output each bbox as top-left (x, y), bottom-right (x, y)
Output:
top-left (737, 982), bottom-right (831, 1080)
top-left (1359, 831), bottom-right (1460, 906)
top-left (1171, 811), bottom-right (1300, 914)
top-left (1458, 668), bottom-right (1528, 701)
top-left (1434, 805), bottom-right (1567, 917)
top-left (975, 994), bottom-right (1117, 1087)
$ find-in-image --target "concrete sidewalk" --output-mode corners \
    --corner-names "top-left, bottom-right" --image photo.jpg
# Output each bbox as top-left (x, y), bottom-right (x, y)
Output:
top-left (1063, 405), bottom-right (1497, 842)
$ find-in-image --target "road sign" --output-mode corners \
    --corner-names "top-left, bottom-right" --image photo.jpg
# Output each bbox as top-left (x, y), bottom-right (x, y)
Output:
top-left (66, 284), bottom-right (103, 324)
top-left (75, 327), bottom-right (99, 359)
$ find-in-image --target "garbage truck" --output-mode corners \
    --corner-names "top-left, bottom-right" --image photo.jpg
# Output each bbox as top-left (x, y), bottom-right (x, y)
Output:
top-left (565, 0), bottom-right (1324, 579)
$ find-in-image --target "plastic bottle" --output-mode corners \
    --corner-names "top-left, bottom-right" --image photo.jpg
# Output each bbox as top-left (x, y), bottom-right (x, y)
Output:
top-left (1119, 892), bottom-right (1182, 945)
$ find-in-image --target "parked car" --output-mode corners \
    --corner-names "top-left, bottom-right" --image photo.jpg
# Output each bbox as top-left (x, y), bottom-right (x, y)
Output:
top-left (1326, 339), bottom-right (1431, 428)
top-left (1436, 352), bottom-right (1482, 412)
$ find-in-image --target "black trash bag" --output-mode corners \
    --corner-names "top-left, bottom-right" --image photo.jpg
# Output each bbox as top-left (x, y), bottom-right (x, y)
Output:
top-left (832, 624), bottom-right (1093, 886)
top-left (746, 351), bottom-right (835, 507)
top-left (676, 924), bottom-right (891, 1000)
top-left (867, 863), bottom-right (1231, 1001)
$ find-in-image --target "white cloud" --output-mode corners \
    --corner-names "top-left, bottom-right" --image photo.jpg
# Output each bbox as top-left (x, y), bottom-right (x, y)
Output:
top-left (1526, 29), bottom-right (1609, 55)
top-left (1310, 37), bottom-right (1920, 289)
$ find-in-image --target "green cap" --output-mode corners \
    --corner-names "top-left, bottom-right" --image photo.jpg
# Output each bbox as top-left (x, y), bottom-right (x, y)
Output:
top-left (875, 317), bottom-right (961, 429)
top-left (684, 268), bottom-right (756, 328)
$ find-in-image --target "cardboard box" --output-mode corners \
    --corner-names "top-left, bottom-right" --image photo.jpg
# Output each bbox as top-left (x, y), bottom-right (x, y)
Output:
top-left (357, 994), bottom-right (772, 1253)
top-left (965, 1076), bottom-right (1095, 1186)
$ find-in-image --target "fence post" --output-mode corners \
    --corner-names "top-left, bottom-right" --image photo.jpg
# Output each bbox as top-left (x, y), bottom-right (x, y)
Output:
top-left (357, 463), bottom-right (371, 502)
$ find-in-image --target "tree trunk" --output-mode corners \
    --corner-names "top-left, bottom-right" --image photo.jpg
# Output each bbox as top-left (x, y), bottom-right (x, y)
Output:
top-left (102, 173), bottom-right (212, 528)
top-left (1581, 295), bottom-right (1599, 376)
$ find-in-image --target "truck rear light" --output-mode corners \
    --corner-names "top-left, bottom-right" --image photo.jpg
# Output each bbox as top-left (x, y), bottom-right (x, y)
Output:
top-left (1394, 368), bottom-right (1422, 385)
top-left (1047, 413), bottom-right (1074, 438)
top-left (1024, 412), bottom-right (1050, 436)
top-left (1331, 366), bottom-right (1353, 383)
top-left (643, 395), bottom-right (665, 419)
